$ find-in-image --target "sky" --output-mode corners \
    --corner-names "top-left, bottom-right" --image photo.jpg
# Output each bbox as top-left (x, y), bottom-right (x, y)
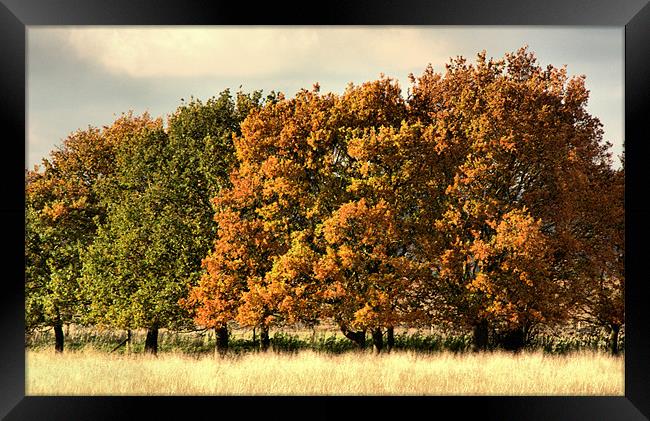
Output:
top-left (27, 26), bottom-right (624, 170)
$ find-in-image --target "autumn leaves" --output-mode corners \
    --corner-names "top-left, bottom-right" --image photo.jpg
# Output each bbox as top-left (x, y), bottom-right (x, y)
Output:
top-left (26, 47), bottom-right (624, 355)
top-left (186, 48), bottom-right (623, 353)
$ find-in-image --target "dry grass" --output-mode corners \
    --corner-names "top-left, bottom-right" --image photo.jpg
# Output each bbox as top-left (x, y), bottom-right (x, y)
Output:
top-left (26, 349), bottom-right (623, 396)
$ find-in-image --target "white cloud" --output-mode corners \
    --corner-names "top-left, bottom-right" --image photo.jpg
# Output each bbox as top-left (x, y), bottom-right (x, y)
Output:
top-left (58, 26), bottom-right (450, 79)
top-left (27, 26), bottom-right (624, 169)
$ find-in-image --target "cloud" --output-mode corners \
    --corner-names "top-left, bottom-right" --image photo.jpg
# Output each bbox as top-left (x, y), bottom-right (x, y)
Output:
top-left (27, 27), bottom-right (624, 169)
top-left (59, 27), bottom-right (450, 79)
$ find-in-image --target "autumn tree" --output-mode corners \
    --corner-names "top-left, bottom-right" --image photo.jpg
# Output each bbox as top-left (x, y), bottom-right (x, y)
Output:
top-left (189, 47), bottom-right (623, 355)
top-left (191, 79), bottom-right (434, 352)
top-left (312, 80), bottom-right (441, 352)
top-left (570, 157), bottom-right (624, 354)
top-left (186, 88), bottom-right (338, 351)
top-left (166, 90), bottom-right (263, 354)
top-left (408, 47), bottom-right (618, 351)
top-left (315, 197), bottom-right (426, 352)
top-left (26, 125), bottom-right (115, 352)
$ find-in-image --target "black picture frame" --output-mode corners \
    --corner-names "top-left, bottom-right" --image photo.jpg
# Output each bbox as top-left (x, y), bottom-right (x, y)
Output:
top-left (2, 1), bottom-right (649, 419)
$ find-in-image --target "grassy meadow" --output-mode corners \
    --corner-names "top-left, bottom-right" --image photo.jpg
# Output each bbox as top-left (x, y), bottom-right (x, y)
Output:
top-left (25, 325), bottom-right (624, 396)
top-left (26, 348), bottom-right (623, 396)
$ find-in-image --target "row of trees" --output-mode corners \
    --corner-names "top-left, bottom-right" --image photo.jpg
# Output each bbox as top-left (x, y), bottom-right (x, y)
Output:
top-left (25, 47), bottom-right (624, 355)
top-left (26, 90), bottom-right (265, 353)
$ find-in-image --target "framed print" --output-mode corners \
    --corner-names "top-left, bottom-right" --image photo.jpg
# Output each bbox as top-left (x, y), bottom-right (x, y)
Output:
top-left (2, 0), bottom-right (649, 419)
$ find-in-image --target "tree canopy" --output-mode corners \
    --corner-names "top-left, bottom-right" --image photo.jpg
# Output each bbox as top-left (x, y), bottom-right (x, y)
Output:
top-left (27, 47), bottom-right (624, 355)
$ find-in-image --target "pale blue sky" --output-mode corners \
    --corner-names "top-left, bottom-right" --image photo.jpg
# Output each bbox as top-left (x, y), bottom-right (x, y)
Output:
top-left (27, 26), bottom-right (624, 170)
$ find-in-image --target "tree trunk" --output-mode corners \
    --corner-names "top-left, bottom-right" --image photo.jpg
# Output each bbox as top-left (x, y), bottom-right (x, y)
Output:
top-left (215, 325), bottom-right (229, 356)
top-left (472, 319), bottom-right (489, 352)
top-left (386, 326), bottom-right (395, 352)
top-left (126, 329), bottom-right (132, 354)
top-left (340, 325), bottom-right (367, 349)
top-left (499, 326), bottom-right (526, 352)
top-left (610, 324), bottom-right (620, 356)
top-left (260, 325), bottom-right (270, 352)
top-left (54, 322), bottom-right (64, 353)
top-left (144, 325), bottom-right (159, 355)
top-left (372, 328), bottom-right (383, 354)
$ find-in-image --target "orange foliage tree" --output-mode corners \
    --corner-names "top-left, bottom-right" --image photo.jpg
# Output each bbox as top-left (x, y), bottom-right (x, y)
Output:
top-left (312, 80), bottom-right (440, 351)
top-left (188, 47), bottom-right (623, 353)
top-left (190, 80), bottom-right (438, 352)
top-left (569, 159), bottom-right (624, 354)
top-left (409, 47), bottom-right (617, 350)
top-left (184, 89), bottom-right (335, 351)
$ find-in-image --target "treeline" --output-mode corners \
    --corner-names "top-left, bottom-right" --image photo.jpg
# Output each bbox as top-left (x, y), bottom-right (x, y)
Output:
top-left (25, 47), bottom-right (624, 356)
top-left (25, 324), bottom-right (624, 356)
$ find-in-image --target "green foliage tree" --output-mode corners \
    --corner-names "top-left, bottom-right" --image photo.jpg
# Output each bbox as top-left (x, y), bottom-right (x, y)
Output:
top-left (80, 114), bottom-right (174, 353)
top-left (82, 91), bottom-right (262, 355)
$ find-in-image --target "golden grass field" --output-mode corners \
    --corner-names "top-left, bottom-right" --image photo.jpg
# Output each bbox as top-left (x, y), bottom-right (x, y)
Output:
top-left (26, 349), bottom-right (624, 396)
